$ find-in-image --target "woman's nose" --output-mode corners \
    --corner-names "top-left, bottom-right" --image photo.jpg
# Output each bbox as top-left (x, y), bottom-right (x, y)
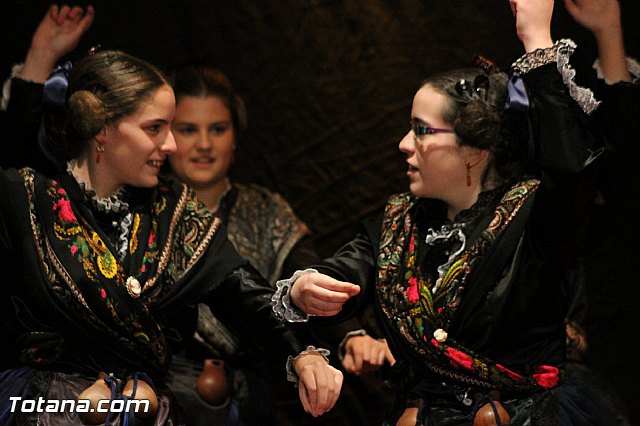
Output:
top-left (398, 130), bottom-right (414, 154)
top-left (163, 130), bottom-right (177, 154)
top-left (195, 130), bottom-right (213, 149)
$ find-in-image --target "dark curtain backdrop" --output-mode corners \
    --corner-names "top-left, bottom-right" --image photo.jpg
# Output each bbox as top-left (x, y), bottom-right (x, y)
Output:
top-left (2, 0), bottom-right (639, 423)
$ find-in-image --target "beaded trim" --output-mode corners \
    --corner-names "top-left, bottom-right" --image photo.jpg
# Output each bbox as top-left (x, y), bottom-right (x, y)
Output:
top-left (272, 268), bottom-right (317, 322)
top-left (285, 345), bottom-right (331, 385)
top-left (512, 41), bottom-right (565, 74)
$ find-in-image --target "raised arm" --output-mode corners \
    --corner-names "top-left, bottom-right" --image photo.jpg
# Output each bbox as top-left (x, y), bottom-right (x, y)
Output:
top-left (19, 4), bottom-right (95, 83)
top-left (564, 0), bottom-right (630, 83)
top-left (1, 5), bottom-right (93, 170)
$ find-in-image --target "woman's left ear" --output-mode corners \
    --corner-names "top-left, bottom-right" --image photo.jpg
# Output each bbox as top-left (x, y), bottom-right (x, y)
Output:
top-left (94, 127), bottom-right (107, 144)
top-left (463, 146), bottom-right (489, 168)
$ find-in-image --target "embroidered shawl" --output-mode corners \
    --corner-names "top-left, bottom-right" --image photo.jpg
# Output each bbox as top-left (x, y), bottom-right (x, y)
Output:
top-left (17, 168), bottom-right (221, 378)
top-left (376, 179), bottom-right (561, 392)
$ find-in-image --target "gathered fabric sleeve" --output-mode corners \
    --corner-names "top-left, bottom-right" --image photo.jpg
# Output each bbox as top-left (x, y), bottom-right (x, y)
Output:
top-left (593, 72), bottom-right (640, 206)
top-left (308, 214), bottom-right (383, 322)
top-left (0, 78), bottom-right (54, 172)
top-left (195, 234), bottom-right (312, 367)
top-left (521, 62), bottom-right (601, 267)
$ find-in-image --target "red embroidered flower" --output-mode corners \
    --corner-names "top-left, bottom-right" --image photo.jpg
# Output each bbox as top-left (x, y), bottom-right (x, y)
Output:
top-left (533, 365), bottom-right (559, 389)
top-left (100, 288), bottom-right (107, 299)
top-left (55, 198), bottom-right (76, 222)
top-left (407, 276), bottom-right (419, 302)
top-left (148, 233), bottom-right (156, 245)
top-left (496, 363), bottom-right (523, 380)
top-left (445, 347), bottom-right (474, 370)
top-left (430, 338), bottom-right (440, 348)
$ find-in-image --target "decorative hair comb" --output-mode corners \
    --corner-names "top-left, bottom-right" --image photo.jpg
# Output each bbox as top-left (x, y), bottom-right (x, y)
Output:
top-left (86, 44), bottom-right (102, 57)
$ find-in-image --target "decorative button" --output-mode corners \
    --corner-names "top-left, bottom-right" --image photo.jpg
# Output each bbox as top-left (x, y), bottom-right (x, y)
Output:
top-left (433, 328), bottom-right (448, 342)
top-left (126, 276), bottom-right (142, 298)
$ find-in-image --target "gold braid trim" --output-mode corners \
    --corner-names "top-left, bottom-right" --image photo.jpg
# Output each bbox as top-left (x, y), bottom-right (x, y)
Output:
top-left (142, 184), bottom-right (189, 293)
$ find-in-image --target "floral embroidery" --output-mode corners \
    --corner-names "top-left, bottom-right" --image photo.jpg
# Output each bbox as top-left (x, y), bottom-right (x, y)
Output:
top-left (54, 197), bottom-right (76, 222)
top-left (376, 180), bottom-right (563, 392)
top-left (445, 347), bottom-right (474, 370)
top-left (533, 365), bottom-right (559, 389)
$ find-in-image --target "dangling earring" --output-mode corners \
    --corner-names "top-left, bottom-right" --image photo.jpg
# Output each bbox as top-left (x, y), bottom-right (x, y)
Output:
top-left (466, 162), bottom-right (472, 187)
top-left (96, 143), bottom-right (105, 164)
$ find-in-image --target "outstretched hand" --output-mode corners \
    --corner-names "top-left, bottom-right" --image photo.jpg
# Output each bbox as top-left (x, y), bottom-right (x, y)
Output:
top-left (294, 353), bottom-right (343, 417)
top-left (342, 335), bottom-right (396, 375)
top-left (290, 272), bottom-right (360, 316)
top-left (22, 4), bottom-right (95, 82)
top-left (509, 0), bottom-right (554, 52)
top-left (564, 0), bottom-right (621, 34)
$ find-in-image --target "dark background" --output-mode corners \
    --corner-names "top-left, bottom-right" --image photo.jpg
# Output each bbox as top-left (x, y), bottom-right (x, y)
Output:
top-left (2, 1), bottom-right (639, 424)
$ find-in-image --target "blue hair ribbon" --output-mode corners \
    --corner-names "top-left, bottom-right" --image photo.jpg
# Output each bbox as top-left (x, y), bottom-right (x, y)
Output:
top-left (505, 70), bottom-right (539, 177)
top-left (42, 61), bottom-right (72, 108)
top-left (505, 70), bottom-right (529, 112)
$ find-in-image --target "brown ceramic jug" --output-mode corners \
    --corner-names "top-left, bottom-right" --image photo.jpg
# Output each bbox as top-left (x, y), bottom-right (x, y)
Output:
top-left (196, 358), bottom-right (230, 406)
top-left (122, 376), bottom-right (159, 418)
top-left (77, 372), bottom-right (111, 425)
top-left (473, 392), bottom-right (511, 426)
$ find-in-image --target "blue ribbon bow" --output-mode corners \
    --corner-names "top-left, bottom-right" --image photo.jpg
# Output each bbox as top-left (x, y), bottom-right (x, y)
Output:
top-left (505, 70), bottom-right (529, 112)
top-left (42, 61), bottom-right (72, 108)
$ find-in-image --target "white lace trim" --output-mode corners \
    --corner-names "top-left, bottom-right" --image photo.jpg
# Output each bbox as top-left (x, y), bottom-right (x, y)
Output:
top-left (285, 345), bottom-right (331, 385)
top-left (593, 56), bottom-right (640, 85)
top-left (555, 40), bottom-right (601, 115)
top-left (1, 63), bottom-right (25, 111)
top-left (425, 225), bottom-right (467, 293)
top-left (272, 268), bottom-right (317, 322)
top-left (66, 160), bottom-right (132, 261)
top-left (512, 39), bottom-right (600, 115)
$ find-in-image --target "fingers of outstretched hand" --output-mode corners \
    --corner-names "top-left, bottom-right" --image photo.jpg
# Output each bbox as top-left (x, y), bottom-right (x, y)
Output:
top-left (293, 273), bottom-right (359, 316)
top-left (57, 5), bottom-right (71, 24)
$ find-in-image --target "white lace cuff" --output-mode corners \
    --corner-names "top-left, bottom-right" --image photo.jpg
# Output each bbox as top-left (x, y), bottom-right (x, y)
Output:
top-left (593, 57), bottom-right (640, 85)
top-left (285, 345), bottom-right (331, 386)
top-left (512, 39), bottom-right (600, 115)
top-left (337, 329), bottom-right (367, 360)
top-left (271, 268), bottom-right (317, 322)
top-left (1, 63), bottom-right (25, 112)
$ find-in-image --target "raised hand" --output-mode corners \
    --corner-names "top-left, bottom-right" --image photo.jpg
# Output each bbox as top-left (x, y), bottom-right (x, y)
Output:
top-left (509, 0), bottom-right (554, 52)
top-left (294, 353), bottom-right (343, 417)
top-left (565, 0), bottom-right (629, 82)
top-left (564, 0), bottom-right (621, 34)
top-left (22, 4), bottom-right (95, 82)
top-left (342, 335), bottom-right (396, 375)
top-left (290, 272), bottom-right (360, 316)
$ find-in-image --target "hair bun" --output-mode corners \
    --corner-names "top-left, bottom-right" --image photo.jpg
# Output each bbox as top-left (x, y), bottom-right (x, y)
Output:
top-left (454, 102), bottom-right (502, 150)
top-left (68, 90), bottom-right (108, 141)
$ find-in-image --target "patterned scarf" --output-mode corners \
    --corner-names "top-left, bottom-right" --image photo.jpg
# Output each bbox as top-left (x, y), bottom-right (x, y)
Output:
top-left (376, 179), bottom-right (561, 393)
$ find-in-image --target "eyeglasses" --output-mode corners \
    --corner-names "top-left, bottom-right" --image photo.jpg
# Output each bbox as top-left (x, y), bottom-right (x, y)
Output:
top-left (410, 119), bottom-right (454, 140)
